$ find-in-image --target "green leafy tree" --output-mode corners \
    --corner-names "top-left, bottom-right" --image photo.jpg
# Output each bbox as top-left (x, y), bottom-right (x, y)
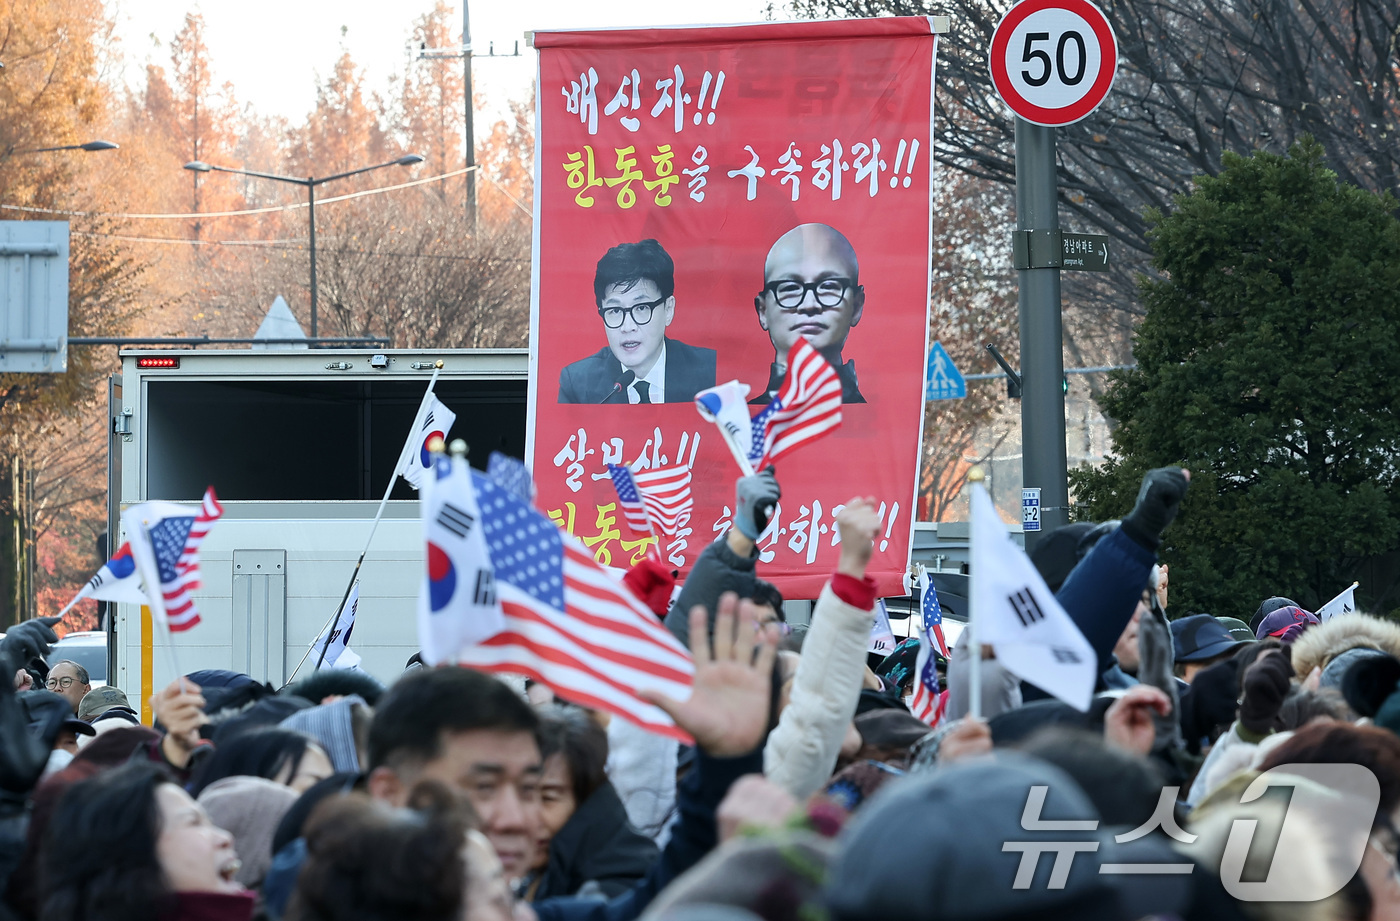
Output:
top-left (1071, 139), bottom-right (1400, 620)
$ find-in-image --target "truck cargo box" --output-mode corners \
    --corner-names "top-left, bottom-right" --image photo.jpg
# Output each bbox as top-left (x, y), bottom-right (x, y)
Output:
top-left (112, 349), bottom-right (527, 717)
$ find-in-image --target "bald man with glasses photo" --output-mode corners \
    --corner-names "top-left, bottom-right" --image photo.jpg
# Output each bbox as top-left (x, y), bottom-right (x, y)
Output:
top-left (557, 239), bottom-right (717, 404)
top-left (752, 223), bottom-right (867, 404)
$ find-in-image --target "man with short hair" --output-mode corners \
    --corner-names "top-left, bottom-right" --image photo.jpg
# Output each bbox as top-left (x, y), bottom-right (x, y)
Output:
top-left (347, 597), bottom-right (775, 921)
top-left (1171, 614), bottom-right (1245, 684)
top-left (558, 239), bottom-right (717, 404)
top-left (44, 661), bottom-right (90, 715)
top-left (752, 223), bottom-right (867, 404)
top-left (366, 667), bottom-right (543, 879)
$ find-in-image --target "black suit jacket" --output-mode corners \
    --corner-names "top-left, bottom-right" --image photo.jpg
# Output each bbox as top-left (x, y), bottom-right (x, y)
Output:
top-left (750, 356), bottom-right (867, 404)
top-left (557, 338), bottom-right (717, 404)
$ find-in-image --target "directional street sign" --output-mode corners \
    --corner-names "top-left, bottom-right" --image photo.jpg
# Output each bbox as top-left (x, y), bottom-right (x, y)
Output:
top-left (1060, 231), bottom-right (1110, 271)
top-left (925, 341), bottom-right (966, 401)
top-left (988, 0), bottom-right (1118, 127)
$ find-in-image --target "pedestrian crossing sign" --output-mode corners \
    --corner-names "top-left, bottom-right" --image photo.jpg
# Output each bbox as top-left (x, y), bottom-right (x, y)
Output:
top-left (925, 341), bottom-right (967, 401)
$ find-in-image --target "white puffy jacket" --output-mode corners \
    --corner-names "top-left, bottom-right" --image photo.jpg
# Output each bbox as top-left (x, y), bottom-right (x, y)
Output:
top-left (763, 581), bottom-right (875, 800)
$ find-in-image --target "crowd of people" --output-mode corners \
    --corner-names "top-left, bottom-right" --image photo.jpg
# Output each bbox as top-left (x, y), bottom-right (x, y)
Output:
top-left (2, 465), bottom-right (1398, 921)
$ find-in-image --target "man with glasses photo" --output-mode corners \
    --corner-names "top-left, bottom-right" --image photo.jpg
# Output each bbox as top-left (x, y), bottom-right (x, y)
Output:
top-left (45, 660), bottom-right (91, 715)
top-left (557, 239), bottom-right (716, 404)
top-left (752, 223), bottom-right (867, 404)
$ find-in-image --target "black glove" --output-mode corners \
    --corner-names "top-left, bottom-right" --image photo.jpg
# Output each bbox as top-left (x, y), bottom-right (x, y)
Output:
top-left (1121, 467), bottom-right (1190, 550)
top-left (734, 467), bottom-right (781, 540)
top-left (1178, 659), bottom-right (1240, 754)
top-left (1239, 650), bottom-right (1294, 735)
top-left (0, 691), bottom-right (68, 797)
top-left (0, 616), bottom-right (60, 687)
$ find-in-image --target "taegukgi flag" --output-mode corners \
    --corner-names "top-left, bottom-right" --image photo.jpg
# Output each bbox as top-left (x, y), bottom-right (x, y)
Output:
top-left (398, 394), bottom-right (457, 491)
top-left (418, 450), bottom-right (506, 664)
top-left (970, 483), bottom-right (1095, 710)
top-left (74, 542), bottom-right (148, 607)
top-left (694, 381), bottom-right (756, 476)
top-left (1317, 582), bottom-right (1359, 622)
top-left (311, 581), bottom-right (360, 669)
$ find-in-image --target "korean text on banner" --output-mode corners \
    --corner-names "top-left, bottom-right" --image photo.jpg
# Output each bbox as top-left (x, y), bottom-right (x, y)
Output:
top-left (528, 19), bottom-right (939, 599)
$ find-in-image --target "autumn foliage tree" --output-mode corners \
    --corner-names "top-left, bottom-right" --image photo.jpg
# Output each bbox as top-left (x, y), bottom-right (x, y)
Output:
top-left (0, 0), bottom-right (148, 628)
top-left (0, 0), bottom-right (535, 622)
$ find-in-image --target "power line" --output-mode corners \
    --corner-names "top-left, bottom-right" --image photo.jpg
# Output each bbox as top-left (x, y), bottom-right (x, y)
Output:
top-left (0, 164), bottom-right (476, 220)
top-left (70, 230), bottom-right (530, 263)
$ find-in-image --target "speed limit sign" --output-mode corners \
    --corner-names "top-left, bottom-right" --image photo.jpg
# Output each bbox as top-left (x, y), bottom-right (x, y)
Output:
top-left (988, 0), bottom-right (1118, 126)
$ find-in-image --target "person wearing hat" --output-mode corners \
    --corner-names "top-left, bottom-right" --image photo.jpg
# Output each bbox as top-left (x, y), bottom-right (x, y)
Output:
top-left (1215, 617), bottom-right (1256, 645)
top-left (1254, 605), bottom-right (1319, 644)
top-left (1248, 595), bottom-right (1301, 635)
top-left (824, 753), bottom-right (1218, 921)
top-left (1170, 614), bottom-right (1245, 684)
top-left (77, 686), bottom-right (137, 724)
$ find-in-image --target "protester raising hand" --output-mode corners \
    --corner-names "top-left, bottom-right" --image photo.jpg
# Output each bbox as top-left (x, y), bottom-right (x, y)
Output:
top-left (1104, 684), bottom-right (1173, 756)
top-left (150, 678), bottom-right (209, 770)
top-left (835, 498), bottom-right (881, 579)
top-left (643, 591), bottom-right (778, 757)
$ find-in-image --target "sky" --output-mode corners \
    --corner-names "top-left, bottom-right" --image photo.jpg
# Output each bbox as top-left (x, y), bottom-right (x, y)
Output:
top-left (106, 0), bottom-right (779, 126)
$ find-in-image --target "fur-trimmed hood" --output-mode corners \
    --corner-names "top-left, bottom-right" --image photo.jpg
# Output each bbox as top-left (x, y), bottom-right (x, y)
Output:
top-left (1289, 614), bottom-right (1400, 679)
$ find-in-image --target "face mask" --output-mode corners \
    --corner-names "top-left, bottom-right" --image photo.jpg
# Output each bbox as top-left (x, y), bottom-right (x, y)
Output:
top-left (903, 694), bottom-right (914, 709)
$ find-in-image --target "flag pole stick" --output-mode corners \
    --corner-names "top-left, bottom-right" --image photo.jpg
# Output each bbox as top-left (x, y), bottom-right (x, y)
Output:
top-left (287, 361), bottom-right (445, 684)
top-left (52, 592), bottom-right (84, 622)
top-left (966, 468), bottom-right (985, 721)
top-left (154, 611), bottom-right (185, 693)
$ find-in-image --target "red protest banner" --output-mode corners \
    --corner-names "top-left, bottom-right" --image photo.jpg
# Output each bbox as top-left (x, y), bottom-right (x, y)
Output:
top-left (528, 18), bottom-right (938, 599)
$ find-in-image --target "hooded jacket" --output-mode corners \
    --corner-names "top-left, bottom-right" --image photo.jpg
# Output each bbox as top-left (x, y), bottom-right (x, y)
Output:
top-left (532, 780), bottom-right (658, 901)
top-left (1287, 613), bottom-right (1400, 681)
top-left (664, 537), bottom-right (759, 649)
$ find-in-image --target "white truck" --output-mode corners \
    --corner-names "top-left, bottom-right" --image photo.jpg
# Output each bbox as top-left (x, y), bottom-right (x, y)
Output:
top-left (107, 348), bottom-right (528, 719)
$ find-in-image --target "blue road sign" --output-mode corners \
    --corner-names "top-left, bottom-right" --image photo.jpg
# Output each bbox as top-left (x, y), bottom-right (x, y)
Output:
top-left (925, 341), bottom-right (966, 401)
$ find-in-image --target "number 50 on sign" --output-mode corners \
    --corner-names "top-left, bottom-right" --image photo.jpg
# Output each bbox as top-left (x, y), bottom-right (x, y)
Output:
top-left (988, 0), bottom-right (1118, 127)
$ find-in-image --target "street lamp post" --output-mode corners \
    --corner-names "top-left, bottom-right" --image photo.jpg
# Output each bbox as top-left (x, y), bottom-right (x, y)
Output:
top-left (184, 154), bottom-right (425, 337)
top-left (16, 140), bottom-right (120, 154)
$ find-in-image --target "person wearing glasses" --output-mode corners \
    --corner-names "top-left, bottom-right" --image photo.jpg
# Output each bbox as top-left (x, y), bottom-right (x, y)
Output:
top-left (557, 239), bottom-right (716, 404)
top-left (752, 223), bottom-right (867, 404)
top-left (45, 660), bottom-right (92, 714)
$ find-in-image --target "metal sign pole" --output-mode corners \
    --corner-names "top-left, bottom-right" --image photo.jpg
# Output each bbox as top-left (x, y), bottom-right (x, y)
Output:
top-left (1014, 118), bottom-right (1070, 551)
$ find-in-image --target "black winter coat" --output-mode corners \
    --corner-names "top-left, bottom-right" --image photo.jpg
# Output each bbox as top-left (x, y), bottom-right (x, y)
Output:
top-left (533, 781), bottom-right (658, 901)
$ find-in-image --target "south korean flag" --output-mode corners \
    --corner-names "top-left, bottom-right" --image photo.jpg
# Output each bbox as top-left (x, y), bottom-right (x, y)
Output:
top-left (398, 395), bottom-right (458, 491)
top-left (970, 483), bottom-right (1095, 710)
top-left (418, 449), bottom-right (506, 665)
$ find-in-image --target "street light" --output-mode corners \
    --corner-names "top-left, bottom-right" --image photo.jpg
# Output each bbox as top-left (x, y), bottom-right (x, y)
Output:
top-left (184, 153), bottom-right (425, 337)
top-left (16, 140), bottom-right (120, 154)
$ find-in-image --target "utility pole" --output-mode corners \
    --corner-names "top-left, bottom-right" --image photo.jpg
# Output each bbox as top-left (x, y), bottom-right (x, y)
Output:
top-left (1014, 118), bottom-right (1069, 551)
top-left (989, 0), bottom-right (1119, 550)
top-left (463, 0), bottom-right (477, 231)
top-left (421, 2), bottom-right (520, 232)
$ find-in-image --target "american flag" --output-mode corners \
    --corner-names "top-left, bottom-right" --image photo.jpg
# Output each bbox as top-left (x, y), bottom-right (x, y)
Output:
top-left (605, 464), bottom-right (654, 535)
top-left (749, 338), bottom-right (843, 469)
top-left (142, 488), bottom-right (223, 633)
top-left (455, 472), bottom-right (696, 740)
top-left (910, 567), bottom-right (949, 726)
top-left (606, 463), bottom-right (694, 539)
top-left (487, 451), bottom-right (534, 503)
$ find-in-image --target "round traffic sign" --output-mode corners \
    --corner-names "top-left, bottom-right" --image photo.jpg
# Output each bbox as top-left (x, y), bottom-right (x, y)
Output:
top-left (988, 0), bottom-right (1118, 127)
